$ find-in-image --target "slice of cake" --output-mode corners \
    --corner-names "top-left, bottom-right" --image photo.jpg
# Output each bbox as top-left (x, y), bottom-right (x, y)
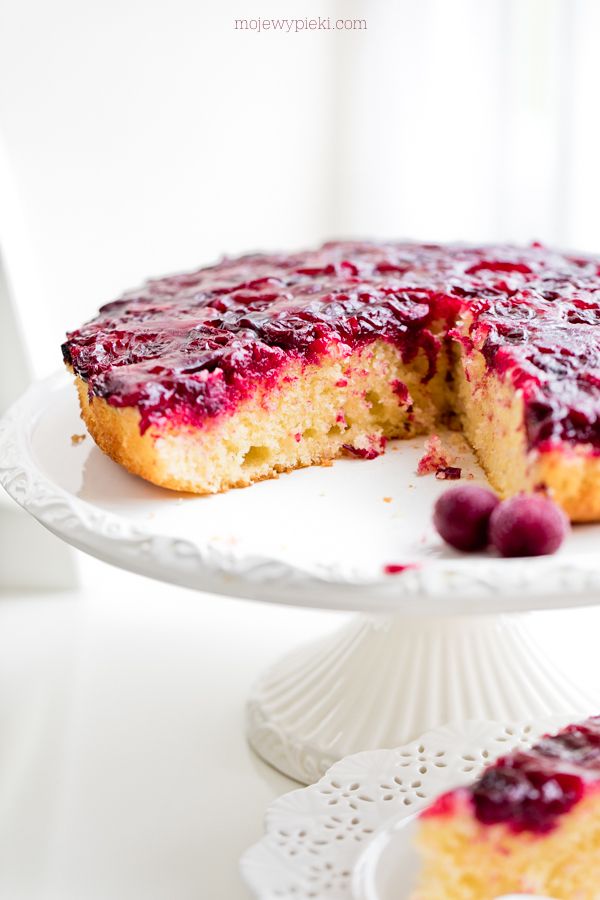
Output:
top-left (453, 258), bottom-right (600, 522)
top-left (62, 241), bottom-right (600, 517)
top-left (413, 716), bottom-right (600, 899)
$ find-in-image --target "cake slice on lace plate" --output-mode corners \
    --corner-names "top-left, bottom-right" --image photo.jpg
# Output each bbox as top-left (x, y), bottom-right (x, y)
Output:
top-left (414, 716), bottom-right (600, 899)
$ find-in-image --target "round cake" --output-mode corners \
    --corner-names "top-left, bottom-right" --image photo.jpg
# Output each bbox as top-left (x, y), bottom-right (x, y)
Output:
top-left (62, 241), bottom-right (600, 519)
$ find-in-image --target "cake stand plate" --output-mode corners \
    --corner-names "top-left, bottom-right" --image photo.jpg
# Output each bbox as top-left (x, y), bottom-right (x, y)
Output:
top-left (2, 374), bottom-right (600, 783)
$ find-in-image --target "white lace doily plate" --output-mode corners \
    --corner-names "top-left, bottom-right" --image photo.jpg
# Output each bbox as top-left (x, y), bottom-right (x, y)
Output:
top-left (240, 718), bottom-right (571, 900)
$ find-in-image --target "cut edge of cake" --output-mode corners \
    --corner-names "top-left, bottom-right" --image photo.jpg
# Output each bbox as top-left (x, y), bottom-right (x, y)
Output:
top-left (70, 332), bottom-right (600, 519)
top-left (73, 341), bottom-right (451, 494)
top-left (454, 343), bottom-right (600, 521)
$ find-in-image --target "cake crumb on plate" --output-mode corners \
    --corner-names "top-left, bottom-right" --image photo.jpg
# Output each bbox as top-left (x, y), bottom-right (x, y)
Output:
top-left (417, 434), bottom-right (455, 476)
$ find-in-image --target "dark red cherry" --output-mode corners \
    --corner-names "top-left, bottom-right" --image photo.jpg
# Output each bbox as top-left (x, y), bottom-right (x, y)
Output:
top-left (433, 486), bottom-right (499, 552)
top-left (489, 494), bottom-right (569, 557)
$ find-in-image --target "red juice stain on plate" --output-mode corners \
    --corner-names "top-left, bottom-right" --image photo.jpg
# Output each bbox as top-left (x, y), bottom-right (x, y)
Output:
top-left (383, 563), bottom-right (419, 575)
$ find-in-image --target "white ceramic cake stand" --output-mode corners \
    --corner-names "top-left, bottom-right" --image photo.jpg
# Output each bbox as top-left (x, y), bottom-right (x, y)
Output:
top-left (2, 373), bottom-right (600, 785)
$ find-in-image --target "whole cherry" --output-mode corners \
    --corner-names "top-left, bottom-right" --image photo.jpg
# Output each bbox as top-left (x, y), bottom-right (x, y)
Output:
top-left (489, 494), bottom-right (569, 558)
top-left (433, 485), bottom-right (499, 552)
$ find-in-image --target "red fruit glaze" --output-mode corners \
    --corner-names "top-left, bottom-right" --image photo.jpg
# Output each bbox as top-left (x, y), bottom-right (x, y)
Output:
top-left (62, 241), bottom-right (600, 444)
top-left (420, 791), bottom-right (459, 818)
top-left (489, 493), bottom-right (569, 557)
top-left (425, 716), bottom-right (600, 834)
top-left (471, 718), bottom-right (600, 832)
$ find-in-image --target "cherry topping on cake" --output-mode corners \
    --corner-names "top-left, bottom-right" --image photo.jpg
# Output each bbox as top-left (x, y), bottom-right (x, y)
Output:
top-left (472, 752), bottom-right (584, 833)
top-left (62, 241), bottom-right (600, 448)
top-left (489, 494), bottom-right (569, 557)
top-left (468, 719), bottom-right (600, 833)
top-left (423, 717), bottom-right (600, 835)
top-left (433, 485), bottom-right (499, 551)
top-left (536, 719), bottom-right (600, 767)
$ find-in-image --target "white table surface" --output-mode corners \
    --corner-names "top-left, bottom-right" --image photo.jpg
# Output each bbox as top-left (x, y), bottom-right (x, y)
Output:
top-left (2, 555), bottom-right (600, 900)
top-left (0, 555), bottom-right (344, 900)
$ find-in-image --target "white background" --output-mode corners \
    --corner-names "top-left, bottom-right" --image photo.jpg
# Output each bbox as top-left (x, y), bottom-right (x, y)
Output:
top-left (2, 0), bottom-right (600, 379)
top-left (3, 2), bottom-right (600, 898)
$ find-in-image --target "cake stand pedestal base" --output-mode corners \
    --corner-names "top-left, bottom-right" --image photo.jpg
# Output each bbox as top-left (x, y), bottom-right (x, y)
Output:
top-left (246, 610), bottom-right (600, 784)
